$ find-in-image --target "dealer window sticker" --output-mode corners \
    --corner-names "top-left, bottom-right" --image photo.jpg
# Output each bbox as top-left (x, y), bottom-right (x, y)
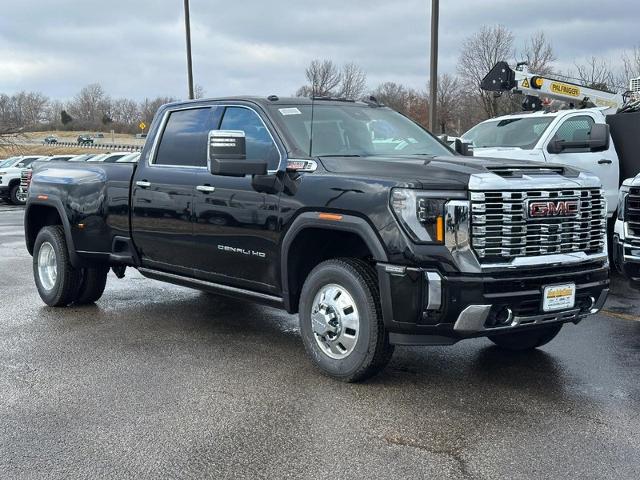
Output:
top-left (279, 107), bottom-right (302, 116)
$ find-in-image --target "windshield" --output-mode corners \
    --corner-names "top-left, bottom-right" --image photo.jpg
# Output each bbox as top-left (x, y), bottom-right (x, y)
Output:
top-left (20, 157), bottom-right (40, 167)
top-left (463, 117), bottom-right (554, 149)
top-left (0, 157), bottom-right (19, 167)
top-left (272, 104), bottom-right (452, 158)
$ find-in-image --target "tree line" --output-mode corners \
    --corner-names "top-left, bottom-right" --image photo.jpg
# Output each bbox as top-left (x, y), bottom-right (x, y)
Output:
top-left (1, 25), bottom-right (639, 136)
top-left (296, 27), bottom-right (640, 134)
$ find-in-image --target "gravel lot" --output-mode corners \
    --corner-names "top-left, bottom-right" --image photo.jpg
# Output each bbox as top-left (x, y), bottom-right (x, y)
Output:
top-left (1, 203), bottom-right (639, 479)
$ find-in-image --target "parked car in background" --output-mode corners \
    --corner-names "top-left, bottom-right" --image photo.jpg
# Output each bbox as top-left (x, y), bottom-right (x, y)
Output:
top-left (68, 154), bottom-right (97, 162)
top-left (1, 155), bottom-right (48, 204)
top-left (87, 152), bottom-right (131, 163)
top-left (77, 135), bottom-right (94, 145)
top-left (115, 152), bottom-right (140, 163)
top-left (44, 135), bottom-right (58, 144)
top-left (614, 175), bottom-right (640, 285)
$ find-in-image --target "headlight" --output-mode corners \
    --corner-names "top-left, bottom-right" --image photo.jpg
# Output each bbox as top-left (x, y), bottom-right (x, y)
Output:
top-left (390, 188), bottom-right (448, 243)
top-left (618, 187), bottom-right (629, 221)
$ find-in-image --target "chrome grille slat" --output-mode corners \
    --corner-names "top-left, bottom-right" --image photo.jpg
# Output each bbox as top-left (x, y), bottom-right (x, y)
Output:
top-left (471, 188), bottom-right (606, 263)
top-left (627, 188), bottom-right (640, 238)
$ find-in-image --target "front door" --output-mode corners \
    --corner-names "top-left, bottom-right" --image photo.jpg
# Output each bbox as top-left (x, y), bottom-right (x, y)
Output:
top-left (131, 106), bottom-right (219, 274)
top-left (192, 105), bottom-right (283, 293)
top-left (544, 114), bottom-right (619, 215)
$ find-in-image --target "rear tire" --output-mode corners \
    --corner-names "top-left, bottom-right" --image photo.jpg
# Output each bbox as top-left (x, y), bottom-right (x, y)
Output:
top-left (488, 324), bottom-right (563, 351)
top-left (299, 258), bottom-right (394, 382)
top-left (75, 266), bottom-right (109, 304)
top-left (33, 226), bottom-right (81, 307)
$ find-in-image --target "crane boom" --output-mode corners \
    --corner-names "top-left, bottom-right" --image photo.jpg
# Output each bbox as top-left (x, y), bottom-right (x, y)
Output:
top-left (481, 61), bottom-right (625, 113)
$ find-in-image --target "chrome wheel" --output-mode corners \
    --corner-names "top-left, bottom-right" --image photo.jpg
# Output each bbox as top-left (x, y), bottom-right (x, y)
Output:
top-left (37, 241), bottom-right (57, 291)
top-left (311, 283), bottom-right (360, 359)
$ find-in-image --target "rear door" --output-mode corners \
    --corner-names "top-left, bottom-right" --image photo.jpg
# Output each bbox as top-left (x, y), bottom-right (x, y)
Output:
top-left (192, 104), bottom-right (283, 293)
top-left (543, 113), bottom-right (618, 215)
top-left (131, 106), bottom-right (219, 275)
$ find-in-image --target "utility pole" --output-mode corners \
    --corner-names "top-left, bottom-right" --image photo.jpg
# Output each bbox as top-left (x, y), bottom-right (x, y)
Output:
top-left (428, 0), bottom-right (439, 132)
top-left (183, 0), bottom-right (195, 100)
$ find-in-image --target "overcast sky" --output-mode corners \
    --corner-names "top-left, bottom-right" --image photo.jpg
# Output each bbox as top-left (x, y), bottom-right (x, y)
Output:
top-left (1, 0), bottom-right (638, 101)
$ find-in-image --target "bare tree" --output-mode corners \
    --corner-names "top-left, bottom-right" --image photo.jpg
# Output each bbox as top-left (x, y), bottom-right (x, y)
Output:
top-left (369, 82), bottom-right (430, 127)
top-left (518, 31), bottom-right (555, 75)
top-left (194, 84), bottom-right (206, 99)
top-left (139, 96), bottom-right (176, 125)
top-left (620, 46), bottom-right (640, 90)
top-left (371, 82), bottom-right (409, 112)
top-left (575, 56), bottom-right (616, 92)
top-left (297, 59), bottom-right (342, 97)
top-left (338, 63), bottom-right (367, 99)
top-left (67, 83), bottom-right (109, 128)
top-left (457, 25), bottom-right (515, 118)
top-left (434, 73), bottom-right (461, 134)
top-left (111, 98), bottom-right (140, 130)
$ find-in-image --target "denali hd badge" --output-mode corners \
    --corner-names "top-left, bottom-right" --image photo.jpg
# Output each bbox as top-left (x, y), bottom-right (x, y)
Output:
top-left (527, 199), bottom-right (579, 218)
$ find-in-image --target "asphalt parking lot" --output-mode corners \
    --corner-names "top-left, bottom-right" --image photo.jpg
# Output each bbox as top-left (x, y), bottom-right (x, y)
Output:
top-left (1, 203), bottom-right (639, 479)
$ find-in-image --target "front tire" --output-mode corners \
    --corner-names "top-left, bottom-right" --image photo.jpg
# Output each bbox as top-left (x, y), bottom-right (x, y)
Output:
top-left (299, 258), bottom-right (394, 382)
top-left (9, 184), bottom-right (22, 205)
top-left (488, 324), bottom-right (563, 351)
top-left (33, 226), bottom-right (81, 307)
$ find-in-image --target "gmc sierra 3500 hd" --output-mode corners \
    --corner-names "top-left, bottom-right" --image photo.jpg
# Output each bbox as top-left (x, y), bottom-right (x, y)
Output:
top-left (25, 97), bottom-right (609, 381)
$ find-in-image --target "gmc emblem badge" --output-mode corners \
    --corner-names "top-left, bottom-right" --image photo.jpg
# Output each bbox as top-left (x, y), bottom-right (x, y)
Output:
top-left (527, 199), bottom-right (579, 218)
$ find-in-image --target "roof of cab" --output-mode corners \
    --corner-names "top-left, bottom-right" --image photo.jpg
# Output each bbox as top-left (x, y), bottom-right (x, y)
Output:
top-left (161, 96), bottom-right (381, 110)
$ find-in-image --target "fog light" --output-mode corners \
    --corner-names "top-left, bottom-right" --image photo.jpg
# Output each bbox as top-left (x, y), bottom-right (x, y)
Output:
top-left (495, 307), bottom-right (514, 326)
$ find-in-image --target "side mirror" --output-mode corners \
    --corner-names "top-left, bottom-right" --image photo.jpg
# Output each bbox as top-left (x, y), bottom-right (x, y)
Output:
top-left (454, 139), bottom-right (473, 156)
top-left (547, 138), bottom-right (564, 154)
top-left (547, 123), bottom-right (610, 154)
top-left (17, 163), bottom-right (25, 168)
top-left (207, 130), bottom-right (267, 177)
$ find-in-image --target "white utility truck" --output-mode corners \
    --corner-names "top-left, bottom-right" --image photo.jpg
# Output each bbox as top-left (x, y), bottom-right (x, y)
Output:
top-left (465, 62), bottom-right (640, 222)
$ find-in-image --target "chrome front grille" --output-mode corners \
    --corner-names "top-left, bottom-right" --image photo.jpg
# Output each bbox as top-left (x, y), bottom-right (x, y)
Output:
top-left (470, 189), bottom-right (606, 262)
top-left (20, 169), bottom-right (31, 189)
top-left (626, 187), bottom-right (640, 247)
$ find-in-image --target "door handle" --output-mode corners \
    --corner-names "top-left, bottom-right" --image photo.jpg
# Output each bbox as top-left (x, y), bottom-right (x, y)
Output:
top-left (598, 159), bottom-right (612, 165)
top-left (196, 185), bottom-right (215, 193)
top-left (136, 181), bottom-right (151, 188)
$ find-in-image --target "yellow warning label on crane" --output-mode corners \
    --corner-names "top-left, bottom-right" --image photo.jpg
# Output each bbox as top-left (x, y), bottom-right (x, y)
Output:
top-left (550, 82), bottom-right (581, 97)
top-left (521, 78), bottom-right (530, 88)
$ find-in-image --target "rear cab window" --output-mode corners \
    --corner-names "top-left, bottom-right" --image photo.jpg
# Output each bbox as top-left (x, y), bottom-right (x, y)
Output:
top-left (154, 107), bottom-right (216, 167)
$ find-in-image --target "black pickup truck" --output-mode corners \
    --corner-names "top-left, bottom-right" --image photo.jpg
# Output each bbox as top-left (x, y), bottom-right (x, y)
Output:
top-left (25, 96), bottom-right (609, 381)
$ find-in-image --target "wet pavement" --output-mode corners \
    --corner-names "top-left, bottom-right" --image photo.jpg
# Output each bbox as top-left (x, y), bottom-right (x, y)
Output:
top-left (1, 204), bottom-right (639, 479)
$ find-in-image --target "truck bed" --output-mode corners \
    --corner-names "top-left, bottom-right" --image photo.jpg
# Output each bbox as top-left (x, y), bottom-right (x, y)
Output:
top-left (29, 161), bottom-right (137, 255)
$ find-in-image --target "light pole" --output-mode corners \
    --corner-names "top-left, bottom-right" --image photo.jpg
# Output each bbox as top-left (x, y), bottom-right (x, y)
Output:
top-left (183, 0), bottom-right (195, 100)
top-left (428, 0), bottom-right (439, 132)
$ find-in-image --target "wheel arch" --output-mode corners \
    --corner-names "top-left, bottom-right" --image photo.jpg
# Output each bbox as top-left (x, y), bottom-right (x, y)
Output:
top-left (281, 212), bottom-right (388, 313)
top-left (25, 199), bottom-right (80, 267)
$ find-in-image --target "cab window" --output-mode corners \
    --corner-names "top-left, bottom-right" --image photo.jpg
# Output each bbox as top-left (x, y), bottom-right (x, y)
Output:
top-left (553, 116), bottom-right (595, 152)
top-left (155, 108), bottom-right (214, 167)
top-left (219, 107), bottom-right (280, 170)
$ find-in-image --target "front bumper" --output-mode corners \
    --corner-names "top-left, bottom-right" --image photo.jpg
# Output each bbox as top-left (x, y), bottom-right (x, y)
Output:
top-left (376, 261), bottom-right (609, 346)
top-left (612, 225), bottom-right (640, 282)
top-left (0, 185), bottom-right (9, 198)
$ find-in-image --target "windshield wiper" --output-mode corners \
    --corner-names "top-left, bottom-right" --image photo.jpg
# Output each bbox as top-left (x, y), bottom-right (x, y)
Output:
top-left (318, 154), bottom-right (363, 158)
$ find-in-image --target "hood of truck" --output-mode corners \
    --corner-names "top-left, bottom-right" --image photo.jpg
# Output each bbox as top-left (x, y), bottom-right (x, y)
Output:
top-left (318, 155), bottom-right (581, 190)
